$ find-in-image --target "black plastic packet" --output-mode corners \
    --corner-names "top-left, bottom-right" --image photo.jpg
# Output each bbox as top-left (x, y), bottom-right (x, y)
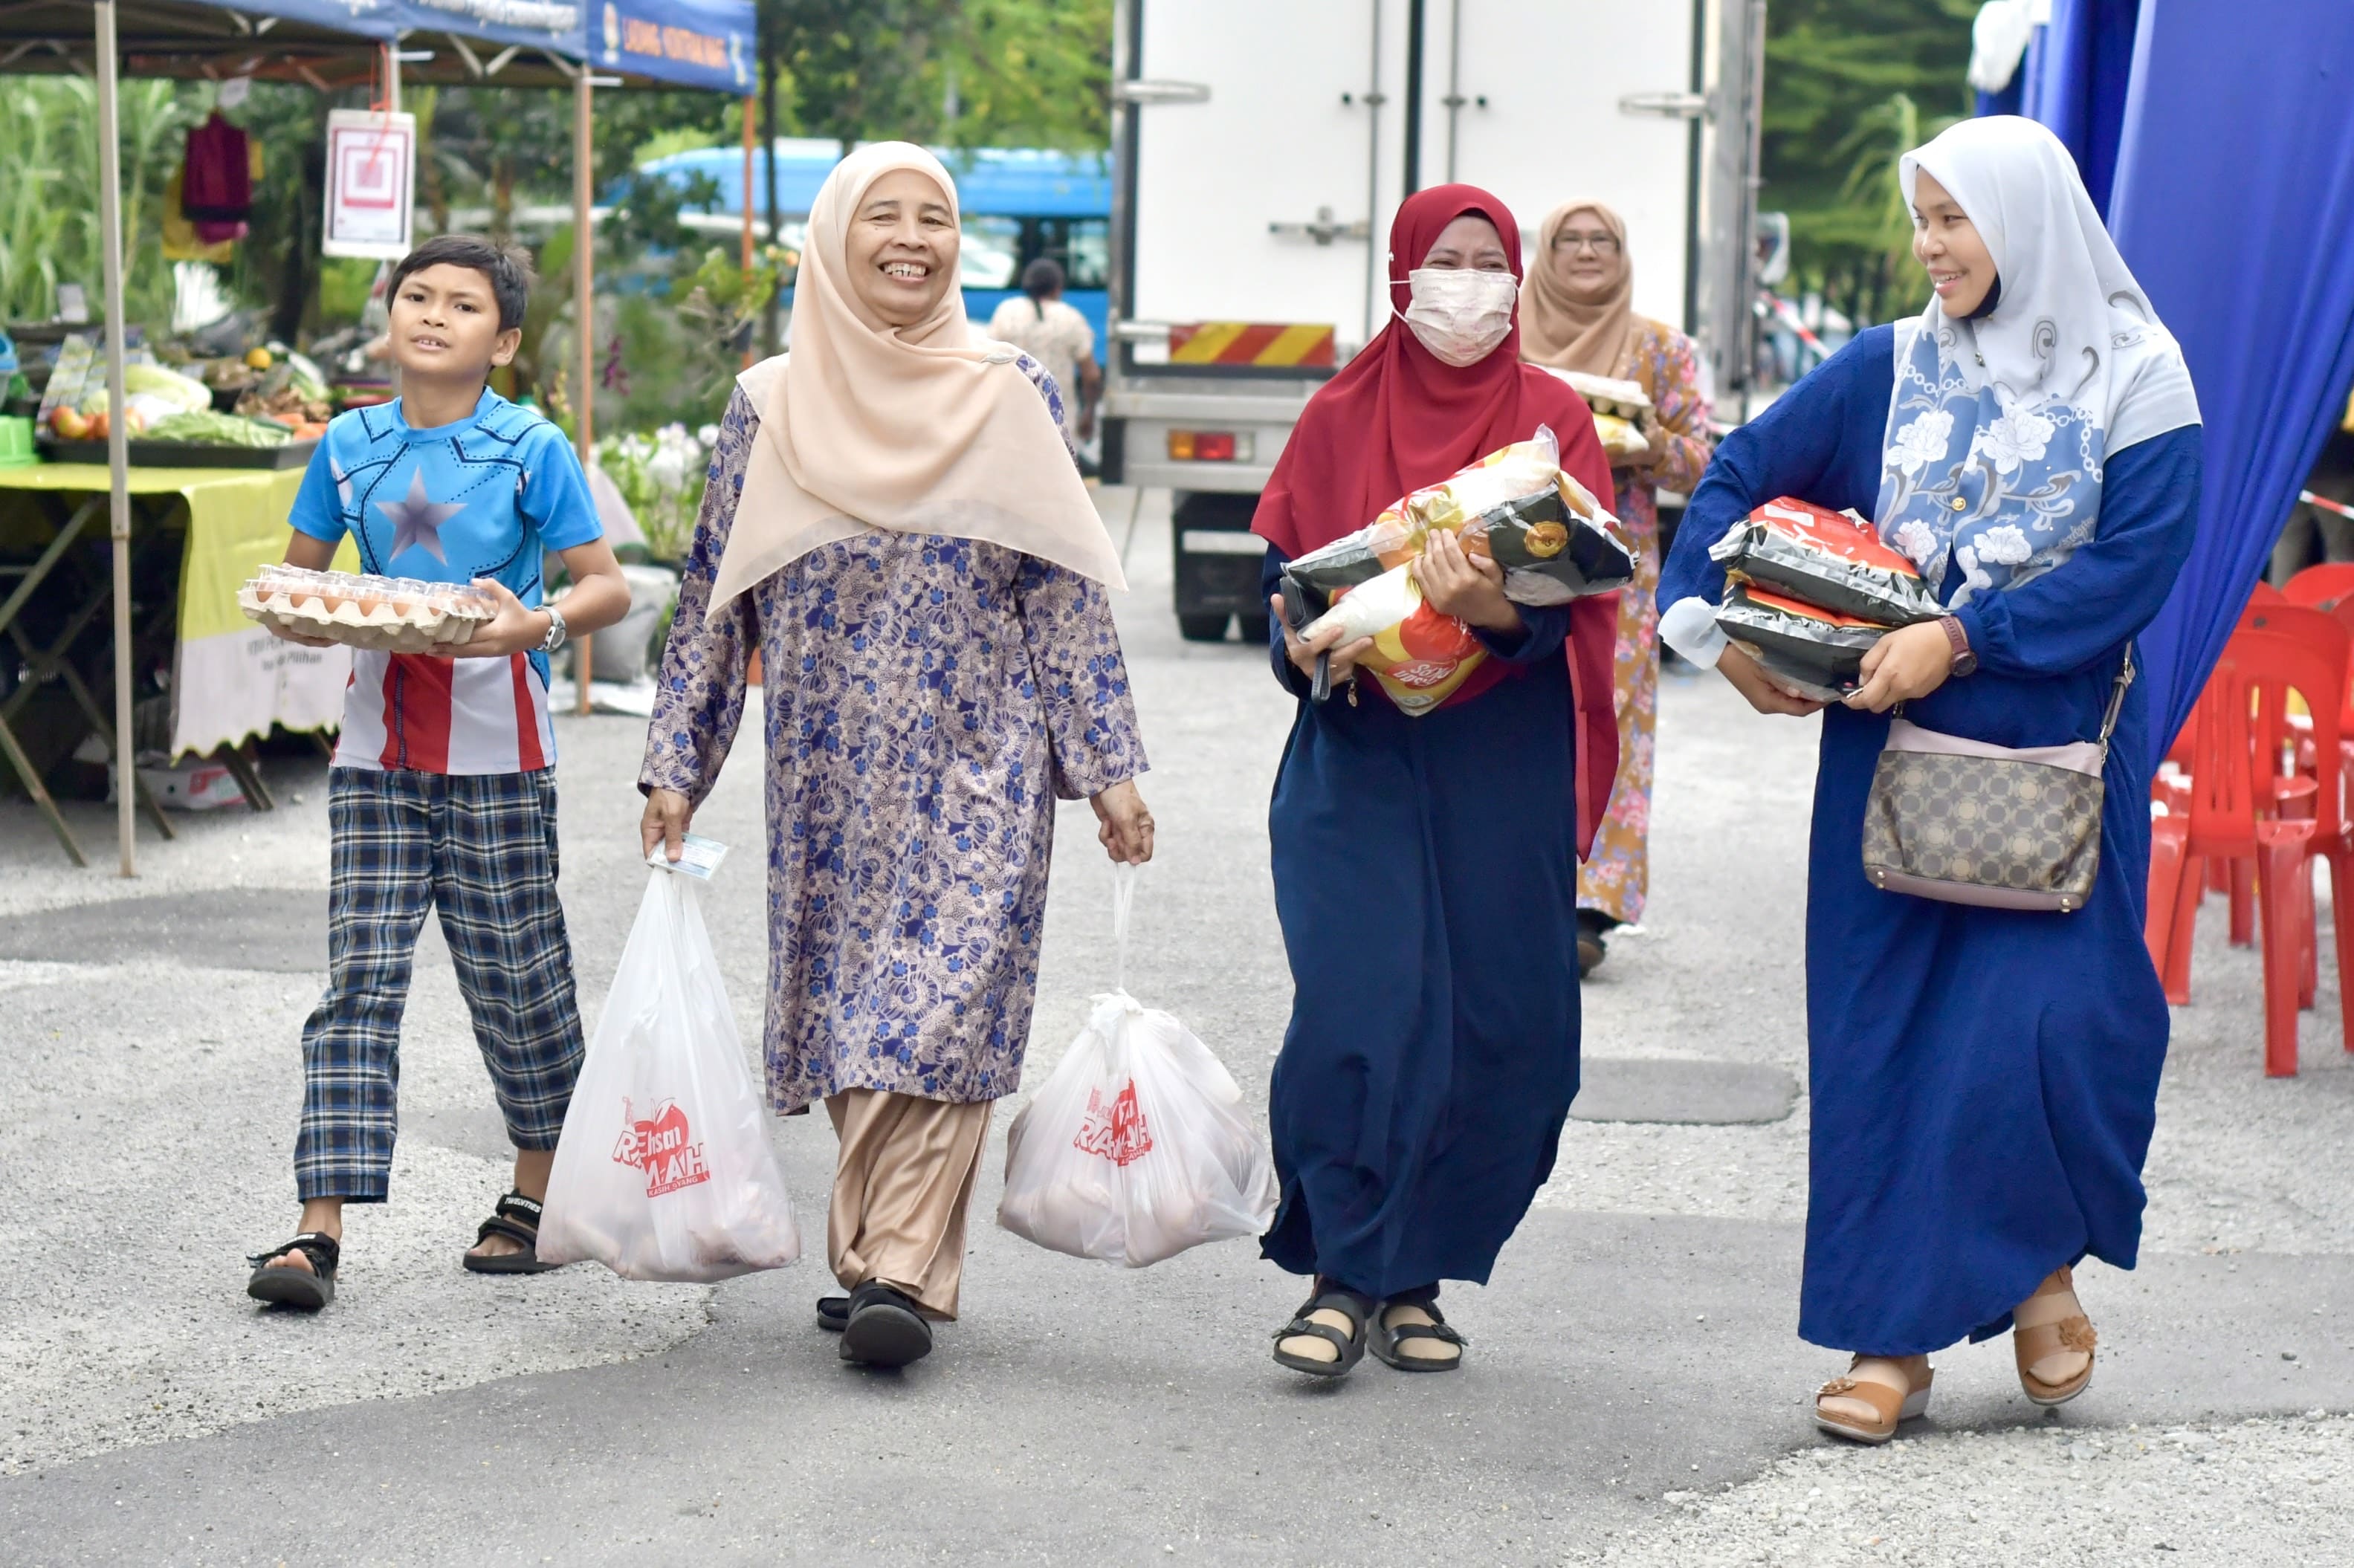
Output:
top-left (1714, 581), bottom-right (1890, 703)
top-left (1277, 570), bottom-right (1336, 704)
top-left (1282, 514), bottom-right (1417, 602)
top-left (1458, 476), bottom-right (1637, 606)
top-left (1707, 496), bottom-right (1941, 626)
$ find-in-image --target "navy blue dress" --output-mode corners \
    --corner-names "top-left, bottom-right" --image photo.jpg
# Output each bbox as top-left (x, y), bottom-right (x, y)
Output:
top-left (1259, 551), bottom-right (1581, 1298)
top-left (1658, 325), bottom-right (2204, 1355)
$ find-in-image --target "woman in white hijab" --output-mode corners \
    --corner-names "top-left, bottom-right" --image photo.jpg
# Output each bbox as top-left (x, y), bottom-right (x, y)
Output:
top-left (1657, 117), bottom-right (2202, 1443)
top-left (639, 143), bottom-right (1153, 1369)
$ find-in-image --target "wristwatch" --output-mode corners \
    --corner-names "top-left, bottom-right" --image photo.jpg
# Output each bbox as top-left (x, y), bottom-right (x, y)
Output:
top-left (540, 603), bottom-right (569, 654)
top-left (1938, 614), bottom-right (1976, 677)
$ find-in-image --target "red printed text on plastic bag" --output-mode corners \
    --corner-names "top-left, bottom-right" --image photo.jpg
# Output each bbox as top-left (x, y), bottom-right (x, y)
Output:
top-left (610, 1099), bottom-right (712, 1198)
top-left (1074, 1080), bottom-right (1154, 1167)
top-left (1753, 498), bottom-right (1922, 578)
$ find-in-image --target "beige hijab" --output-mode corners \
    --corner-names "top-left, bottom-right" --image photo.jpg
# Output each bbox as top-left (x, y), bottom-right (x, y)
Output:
top-left (1519, 200), bottom-right (1642, 378)
top-left (711, 142), bottom-right (1125, 615)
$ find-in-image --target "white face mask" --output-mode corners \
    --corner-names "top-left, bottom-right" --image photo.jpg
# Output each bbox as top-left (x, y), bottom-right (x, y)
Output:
top-left (1398, 266), bottom-right (1520, 366)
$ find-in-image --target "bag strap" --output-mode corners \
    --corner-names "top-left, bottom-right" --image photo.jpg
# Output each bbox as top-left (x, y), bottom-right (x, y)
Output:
top-left (2097, 646), bottom-right (2136, 753)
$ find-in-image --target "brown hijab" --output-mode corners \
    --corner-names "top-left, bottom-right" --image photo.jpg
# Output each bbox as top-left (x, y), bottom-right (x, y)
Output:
top-left (711, 142), bottom-right (1125, 616)
top-left (1519, 200), bottom-right (1641, 378)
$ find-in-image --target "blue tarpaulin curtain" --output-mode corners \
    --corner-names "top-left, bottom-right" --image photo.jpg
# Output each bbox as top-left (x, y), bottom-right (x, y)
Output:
top-left (2025, 0), bottom-right (2139, 213)
top-left (2105, 0), bottom-right (2354, 761)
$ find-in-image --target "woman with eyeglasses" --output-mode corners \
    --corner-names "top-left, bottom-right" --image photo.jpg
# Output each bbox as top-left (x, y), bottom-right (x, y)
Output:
top-left (1249, 186), bottom-right (1619, 1377)
top-left (1521, 201), bottom-right (1717, 976)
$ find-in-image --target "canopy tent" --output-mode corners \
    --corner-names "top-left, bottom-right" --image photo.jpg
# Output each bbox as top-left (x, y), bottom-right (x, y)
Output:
top-left (1, 0), bottom-right (750, 89)
top-left (2101, 1), bottom-right (2354, 761)
top-left (3, 0), bottom-right (752, 872)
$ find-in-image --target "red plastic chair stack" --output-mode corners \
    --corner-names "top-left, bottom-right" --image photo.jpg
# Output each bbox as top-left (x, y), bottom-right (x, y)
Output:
top-left (2283, 561), bottom-right (2354, 613)
top-left (2147, 608), bottom-right (2354, 1075)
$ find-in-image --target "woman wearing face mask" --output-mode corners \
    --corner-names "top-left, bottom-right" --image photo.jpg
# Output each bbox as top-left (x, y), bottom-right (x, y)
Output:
top-left (1521, 200), bottom-right (1718, 976)
top-left (1656, 117), bottom-right (2201, 1442)
top-left (639, 143), bottom-right (1153, 1370)
top-left (1249, 185), bottom-right (1617, 1377)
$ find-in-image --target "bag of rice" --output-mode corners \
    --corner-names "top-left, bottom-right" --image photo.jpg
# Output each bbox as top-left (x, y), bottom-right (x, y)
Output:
top-left (1707, 497), bottom-right (1941, 626)
top-left (1300, 562), bottom-right (1491, 716)
top-left (1714, 581), bottom-right (1891, 704)
top-left (1287, 427), bottom-right (1634, 615)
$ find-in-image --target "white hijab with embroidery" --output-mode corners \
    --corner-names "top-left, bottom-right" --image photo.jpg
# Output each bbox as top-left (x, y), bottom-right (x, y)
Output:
top-left (711, 142), bottom-right (1124, 615)
top-left (1878, 115), bottom-right (2199, 609)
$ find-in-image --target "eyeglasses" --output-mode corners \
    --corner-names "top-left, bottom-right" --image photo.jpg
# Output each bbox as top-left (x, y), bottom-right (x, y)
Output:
top-left (1552, 232), bottom-right (1621, 256)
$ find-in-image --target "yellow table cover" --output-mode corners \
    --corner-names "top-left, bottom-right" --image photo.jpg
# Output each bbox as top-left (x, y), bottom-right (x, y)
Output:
top-left (0, 462), bottom-right (357, 759)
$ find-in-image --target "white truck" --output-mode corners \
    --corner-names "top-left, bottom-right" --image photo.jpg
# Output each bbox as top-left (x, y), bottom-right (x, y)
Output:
top-left (1102, 0), bottom-right (1767, 640)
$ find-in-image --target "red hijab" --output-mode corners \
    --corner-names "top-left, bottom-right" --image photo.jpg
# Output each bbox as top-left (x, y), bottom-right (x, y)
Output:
top-left (1252, 183), bottom-right (1621, 858)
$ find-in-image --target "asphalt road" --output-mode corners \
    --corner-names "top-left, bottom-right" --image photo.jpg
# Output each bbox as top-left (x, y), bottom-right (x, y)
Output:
top-left (1, 490), bottom-right (2350, 1565)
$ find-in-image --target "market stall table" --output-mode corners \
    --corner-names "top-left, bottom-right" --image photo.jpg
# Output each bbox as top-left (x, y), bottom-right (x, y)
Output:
top-left (0, 462), bottom-right (353, 864)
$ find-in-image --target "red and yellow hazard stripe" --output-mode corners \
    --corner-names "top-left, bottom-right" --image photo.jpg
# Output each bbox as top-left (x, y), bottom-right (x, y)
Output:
top-left (1168, 322), bottom-right (1337, 368)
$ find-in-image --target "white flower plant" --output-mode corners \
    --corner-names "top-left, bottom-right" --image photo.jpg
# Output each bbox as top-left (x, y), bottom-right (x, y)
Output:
top-left (595, 422), bottom-right (720, 566)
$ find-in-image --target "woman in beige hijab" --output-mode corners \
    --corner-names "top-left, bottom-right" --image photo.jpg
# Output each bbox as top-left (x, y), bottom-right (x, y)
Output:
top-left (638, 143), bottom-right (1154, 1369)
top-left (1521, 199), bottom-right (1716, 976)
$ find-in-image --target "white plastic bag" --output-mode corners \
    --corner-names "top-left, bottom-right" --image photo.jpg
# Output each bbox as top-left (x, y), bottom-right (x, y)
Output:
top-left (997, 867), bottom-right (1278, 1267)
top-left (537, 867), bottom-right (801, 1281)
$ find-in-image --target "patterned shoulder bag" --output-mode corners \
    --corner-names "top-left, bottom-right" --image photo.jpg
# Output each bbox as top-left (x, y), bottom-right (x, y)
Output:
top-left (1860, 651), bottom-right (2133, 913)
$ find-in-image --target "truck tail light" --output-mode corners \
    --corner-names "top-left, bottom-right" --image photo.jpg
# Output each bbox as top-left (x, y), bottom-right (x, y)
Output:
top-left (1167, 430), bottom-right (1251, 461)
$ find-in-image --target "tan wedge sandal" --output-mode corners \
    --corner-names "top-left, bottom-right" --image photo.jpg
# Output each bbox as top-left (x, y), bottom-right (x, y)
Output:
top-left (2013, 1265), bottom-right (2098, 1407)
top-left (1814, 1355), bottom-right (1933, 1445)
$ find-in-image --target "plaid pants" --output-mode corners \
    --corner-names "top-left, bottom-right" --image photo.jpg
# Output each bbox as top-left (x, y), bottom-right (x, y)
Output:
top-left (295, 767), bottom-right (586, 1202)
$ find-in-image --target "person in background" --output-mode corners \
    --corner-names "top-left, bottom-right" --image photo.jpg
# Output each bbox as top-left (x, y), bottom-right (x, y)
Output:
top-left (1521, 200), bottom-right (1716, 978)
top-left (1252, 185), bottom-right (1618, 1379)
top-left (245, 235), bottom-right (633, 1311)
top-left (640, 144), bottom-right (1152, 1371)
top-left (1655, 117), bottom-right (2202, 1445)
top-left (988, 257), bottom-right (1101, 447)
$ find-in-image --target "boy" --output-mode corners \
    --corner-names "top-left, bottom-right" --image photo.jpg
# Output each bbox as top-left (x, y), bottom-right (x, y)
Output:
top-left (246, 235), bottom-right (630, 1310)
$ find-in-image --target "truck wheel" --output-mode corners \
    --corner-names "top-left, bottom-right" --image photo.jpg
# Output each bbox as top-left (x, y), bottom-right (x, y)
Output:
top-left (1178, 614), bottom-right (1232, 643)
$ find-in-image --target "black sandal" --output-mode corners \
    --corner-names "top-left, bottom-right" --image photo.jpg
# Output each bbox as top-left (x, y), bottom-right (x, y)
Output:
top-left (1369, 1297), bottom-right (1467, 1372)
top-left (247, 1232), bottom-right (339, 1311)
top-left (817, 1295), bottom-right (850, 1332)
top-left (462, 1191), bottom-right (560, 1274)
top-left (839, 1280), bottom-right (932, 1367)
top-left (1272, 1289), bottom-right (1371, 1377)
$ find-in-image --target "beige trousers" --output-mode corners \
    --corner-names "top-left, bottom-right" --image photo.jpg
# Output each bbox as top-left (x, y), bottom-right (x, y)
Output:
top-left (824, 1089), bottom-right (994, 1321)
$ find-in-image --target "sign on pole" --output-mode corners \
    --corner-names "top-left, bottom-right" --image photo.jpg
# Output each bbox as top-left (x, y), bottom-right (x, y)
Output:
top-left (323, 109), bottom-right (416, 259)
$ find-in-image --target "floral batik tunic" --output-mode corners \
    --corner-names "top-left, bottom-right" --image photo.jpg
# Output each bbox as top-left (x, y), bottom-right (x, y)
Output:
top-left (1577, 320), bottom-right (1715, 927)
top-left (641, 358), bottom-right (1146, 1112)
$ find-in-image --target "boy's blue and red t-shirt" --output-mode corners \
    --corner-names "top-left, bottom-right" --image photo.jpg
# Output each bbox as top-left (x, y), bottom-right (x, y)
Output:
top-left (288, 389), bottom-right (601, 774)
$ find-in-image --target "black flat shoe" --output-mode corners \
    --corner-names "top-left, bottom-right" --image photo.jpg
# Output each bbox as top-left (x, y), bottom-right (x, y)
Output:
top-left (817, 1294), bottom-right (849, 1332)
top-left (839, 1281), bottom-right (932, 1367)
top-left (1576, 911), bottom-right (1614, 979)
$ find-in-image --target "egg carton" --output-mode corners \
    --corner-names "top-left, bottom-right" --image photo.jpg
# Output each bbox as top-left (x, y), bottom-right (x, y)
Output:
top-left (239, 566), bottom-right (497, 654)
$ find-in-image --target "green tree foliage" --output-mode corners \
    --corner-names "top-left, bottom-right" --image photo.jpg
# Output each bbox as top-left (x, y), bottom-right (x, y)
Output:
top-left (0, 77), bottom-right (198, 325)
top-left (1762, 0), bottom-right (1976, 327)
top-left (760, 0), bottom-right (1110, 152)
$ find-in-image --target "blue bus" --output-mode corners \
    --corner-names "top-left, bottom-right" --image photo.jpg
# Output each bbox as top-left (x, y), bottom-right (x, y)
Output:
top-left (638, 140), bottom-right (1112, 349)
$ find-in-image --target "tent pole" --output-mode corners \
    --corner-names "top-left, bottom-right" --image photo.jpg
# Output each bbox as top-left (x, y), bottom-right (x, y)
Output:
top-left (94, 0), bottom-right (136, 878)
top-left (385, 39), bottom-right (400, 114)
top-left (574, 71), bottom-right (594, 715)
top-left (742, 97), bottom-right (755, 370)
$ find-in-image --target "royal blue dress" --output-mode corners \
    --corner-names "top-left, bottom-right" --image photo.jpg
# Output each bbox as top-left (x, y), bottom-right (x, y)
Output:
top-left (1258, 551), bottom-right (1582, 1299)
top-left (1658, 325), bottom-right (2203, 1355)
